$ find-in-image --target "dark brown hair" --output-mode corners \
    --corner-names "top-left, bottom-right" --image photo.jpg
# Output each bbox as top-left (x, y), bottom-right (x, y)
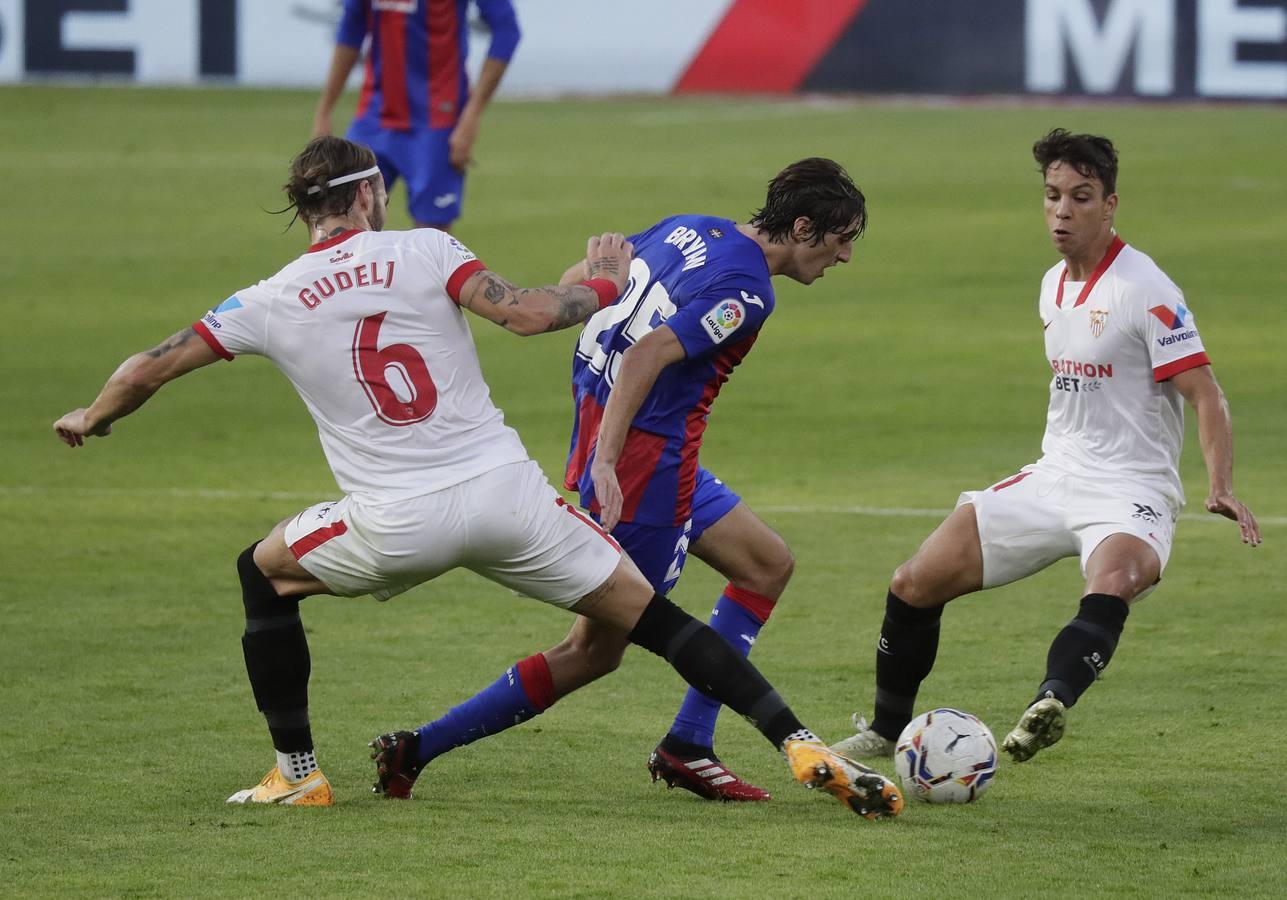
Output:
top-left (281, 136), bottom-right (380, 227)
top-left (1033, 128), bottom-right (1118, 196)
top-left (749, 158), bottom-right (867, 245)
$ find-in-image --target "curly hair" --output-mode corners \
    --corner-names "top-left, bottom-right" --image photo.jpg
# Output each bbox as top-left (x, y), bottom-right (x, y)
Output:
top-left (749, 158), bottom-right (867, 245)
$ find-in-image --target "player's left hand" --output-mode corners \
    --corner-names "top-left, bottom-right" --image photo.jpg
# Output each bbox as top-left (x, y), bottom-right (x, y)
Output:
top-left (53, 409), bottom-right (111, 447)
top-left (1206, 492), bottom-right (1261, 546)
top-left (449, 114), bottom-right (479, 172)
top-left (590, 456), bottom-right (624, 532)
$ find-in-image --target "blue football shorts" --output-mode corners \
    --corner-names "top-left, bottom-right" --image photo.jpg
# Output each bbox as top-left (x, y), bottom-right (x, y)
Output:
top-left (347, 118), bottom-right (464, 225)
top-left (604, 468), bottom-right (742, 595)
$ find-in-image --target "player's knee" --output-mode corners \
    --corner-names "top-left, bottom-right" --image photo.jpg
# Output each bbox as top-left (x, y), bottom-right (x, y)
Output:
top-left (736, 538), bottom-right (795, 598)
top-left (1088, 566), bottom-right (1153, 602)
top-left (889, 561), bottom-right (941, 608)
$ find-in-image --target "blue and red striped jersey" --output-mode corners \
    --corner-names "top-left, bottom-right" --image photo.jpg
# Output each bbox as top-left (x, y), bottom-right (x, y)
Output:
top-left (565, 215), bottom-right (776, 526)
top-left (338, 0), bottom-right (519, 132)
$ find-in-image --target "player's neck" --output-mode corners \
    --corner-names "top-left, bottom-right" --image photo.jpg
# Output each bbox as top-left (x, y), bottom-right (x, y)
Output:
top-left (311, 216), bottom-right (369, 245)
top-left (737, 224), bottom-right (791, 276)
top-left (1063, 228), bottom-right (1117, 281)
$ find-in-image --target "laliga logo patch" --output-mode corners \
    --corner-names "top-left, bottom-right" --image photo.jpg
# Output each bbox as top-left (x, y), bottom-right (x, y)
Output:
top-left (1089, 308), bottom-right (1109, 338)
top-left (1148, 303), bottom-right (1189, 330)
top-left (701, 299), bottom-right (745, 344)
top-left (448, 236), bottom-right (476, 261)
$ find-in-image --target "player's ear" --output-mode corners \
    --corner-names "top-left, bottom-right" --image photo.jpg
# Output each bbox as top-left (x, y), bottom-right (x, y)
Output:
top-left (1103, 192), bottom-right (1118, 219)
top-left (791, 216), bottom-right (813, 243)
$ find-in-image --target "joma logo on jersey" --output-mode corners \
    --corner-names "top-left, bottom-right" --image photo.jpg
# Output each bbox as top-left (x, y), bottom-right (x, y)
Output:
top-left (663, 225), bottom-right (708, 272)
top-left (299, 261), bottom-right (397, 309)
top-left (1148, 303), bottom-right (1189, 330)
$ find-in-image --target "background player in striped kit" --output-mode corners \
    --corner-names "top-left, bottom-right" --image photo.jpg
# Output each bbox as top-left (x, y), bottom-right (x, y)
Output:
top-left (313, 0), bottom-right (520, 230)
top-left (833, 128), bottom-right (1261, 766)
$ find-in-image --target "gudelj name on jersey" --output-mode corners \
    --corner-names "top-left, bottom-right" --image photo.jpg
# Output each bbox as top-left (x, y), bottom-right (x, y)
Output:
top-left (663, 226), bottom-right (708, 272)
top-left (298, 261), bottom-right (397, 309)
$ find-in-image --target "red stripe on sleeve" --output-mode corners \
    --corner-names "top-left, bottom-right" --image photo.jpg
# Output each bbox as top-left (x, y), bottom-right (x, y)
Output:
top-left (446, 259), bottom-right (487, 303)
top-left (288, 520), bottom-right (348, 560)
top-left (675, 0), bottom-right (869, 94)
top-left (192, 320), bottom-right (233, 361)
top-left (1154, 352), bottom-right (1211, 383)
top-left (426, 0), bottom-right (461, 129)
top-left (379, 9), bottom-right (411, 129)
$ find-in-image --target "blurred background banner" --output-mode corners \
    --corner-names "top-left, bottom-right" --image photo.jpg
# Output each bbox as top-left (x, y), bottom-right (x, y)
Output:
top-left (1, 0), bottom-right (1283, 99)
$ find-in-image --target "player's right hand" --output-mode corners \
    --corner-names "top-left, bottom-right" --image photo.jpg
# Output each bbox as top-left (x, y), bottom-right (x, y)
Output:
top-left (585, 233), bottom-right (634, 296)
top-left (1206, 492), bottom-right (1261, 546)
top-left (590, 455), bottom-right (624, 532)
top-left (53, 409), bottom-right (110, 447)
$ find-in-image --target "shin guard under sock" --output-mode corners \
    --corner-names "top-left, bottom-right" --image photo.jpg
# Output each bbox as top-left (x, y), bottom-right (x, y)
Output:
top-left (238, 543), bottom-right (312, 753)
top-left (871, 591), bottom-right (943, 741)
top-left (629, 593), bottom-right (804, 749)
top-left (1036, 593), bottom-right (1129, 708)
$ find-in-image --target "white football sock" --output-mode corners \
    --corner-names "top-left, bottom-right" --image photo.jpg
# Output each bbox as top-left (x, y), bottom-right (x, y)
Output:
top-left (277, 749), bottom-right (318, 783)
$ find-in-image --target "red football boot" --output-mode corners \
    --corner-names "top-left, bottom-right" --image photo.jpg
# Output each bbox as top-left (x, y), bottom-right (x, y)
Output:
top-left (647, 745), bottom-right (771, 802)
top-left (369, 731), bottom-right (423, 799)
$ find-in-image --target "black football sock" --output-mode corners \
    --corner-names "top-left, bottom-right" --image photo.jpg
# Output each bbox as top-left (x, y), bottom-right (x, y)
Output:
top-left (1034, 593), bottom-right (1130, 708)
top-left (237, 543), bottom-right (313, 753)
top-left (871, 591), bottom-right (943, 741)
top-left (629, 594), bottom-right (808, 749)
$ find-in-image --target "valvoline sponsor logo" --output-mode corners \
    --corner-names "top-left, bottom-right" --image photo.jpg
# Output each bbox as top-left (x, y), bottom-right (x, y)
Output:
top-left (1157, 329), bottom-right (1197, 348)
top-left (1148, 303), bottom-right (1189, 330)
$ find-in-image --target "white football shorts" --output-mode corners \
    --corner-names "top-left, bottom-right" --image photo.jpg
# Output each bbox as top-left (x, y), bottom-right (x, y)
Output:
top-left (957, 463), bottom-right (1176, 591)
top-left (282, 459), bottom-right (621, 606)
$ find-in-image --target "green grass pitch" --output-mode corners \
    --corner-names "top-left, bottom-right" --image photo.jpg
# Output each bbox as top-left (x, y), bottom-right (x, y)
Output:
top-left (1, 86), bottom-right (1285, 897)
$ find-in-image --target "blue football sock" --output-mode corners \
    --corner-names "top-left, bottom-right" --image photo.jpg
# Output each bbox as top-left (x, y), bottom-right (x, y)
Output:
top-left (415, 654), bottom-right (554, 765)
top-left (667, 586), bottom-right (773, 750)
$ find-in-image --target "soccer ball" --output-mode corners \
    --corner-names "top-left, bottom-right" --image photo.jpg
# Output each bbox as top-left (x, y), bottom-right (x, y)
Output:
top-left (894, 708), bottom-right (999, 804)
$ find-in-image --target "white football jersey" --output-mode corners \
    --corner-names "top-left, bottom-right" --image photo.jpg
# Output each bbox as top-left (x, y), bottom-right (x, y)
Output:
top-left (193, 228), bottom-right (528, 502)
top-left (1037, 237), bottom-right (1210, 512)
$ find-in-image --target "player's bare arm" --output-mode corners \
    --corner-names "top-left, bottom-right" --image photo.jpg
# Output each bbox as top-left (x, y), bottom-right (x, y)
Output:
top-left (312, 44), bottom-right (360, 138)
top-left (449, 57), bottom-right (509, 171)
top-left (458, 233), bottom-right (632, 335)
top-left (1171, 364), bottom-right (1260, 546)
top-left (53, 326), bottom-right (221, 447)
top-left (590, 326), bottom-right (687, 531)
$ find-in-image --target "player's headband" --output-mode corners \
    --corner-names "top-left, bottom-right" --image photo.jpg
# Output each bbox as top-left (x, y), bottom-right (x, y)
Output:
top-left (306, 165), bottom-right (381, 195)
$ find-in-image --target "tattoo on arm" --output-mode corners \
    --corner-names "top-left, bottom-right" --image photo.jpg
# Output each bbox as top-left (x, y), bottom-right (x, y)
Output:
top-left (587, 258), bottom-right (620, 279)
top-left (541, 285), bottom-right (599, 332)
top-left (145, 328), bottom-right (197, 359)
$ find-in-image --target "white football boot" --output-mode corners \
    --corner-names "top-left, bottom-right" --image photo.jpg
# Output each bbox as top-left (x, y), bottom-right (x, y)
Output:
top-left (830, 714), bottom-right (896, 760)
top-left (1002, 693), bottom-right (1067, 762)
